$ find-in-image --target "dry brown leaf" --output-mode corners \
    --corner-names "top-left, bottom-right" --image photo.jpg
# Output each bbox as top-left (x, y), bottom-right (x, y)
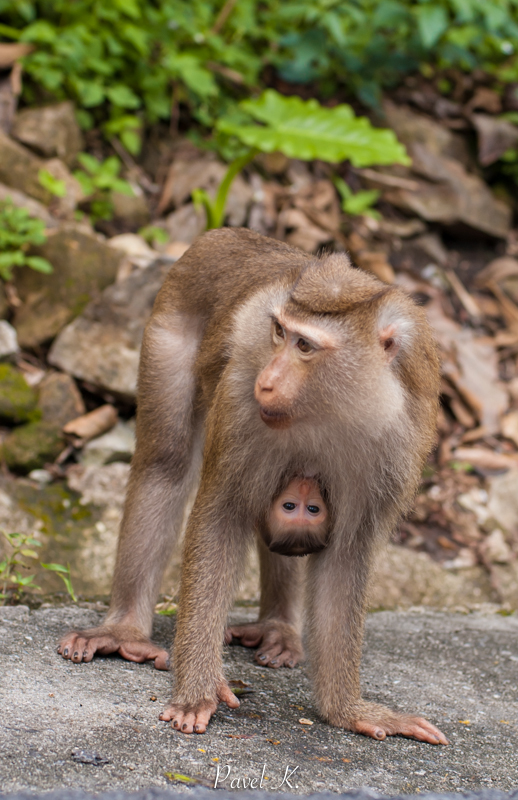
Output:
top-left (0, 43), bottom-right (34, 68)
top-left (355, 251), bottom-right (395, 284)
top-left (475, 257), bottom-right (518, 288)
top-left (501, 411), bottom-right (518, 447)
top-left (63, 404), bottom-right (118, 446)
top-left (452, 447), bottom-right (518, 471)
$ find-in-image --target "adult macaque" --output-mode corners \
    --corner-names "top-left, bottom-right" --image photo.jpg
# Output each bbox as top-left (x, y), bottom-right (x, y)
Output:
top-left (59, 228), bottom-right (447, 745)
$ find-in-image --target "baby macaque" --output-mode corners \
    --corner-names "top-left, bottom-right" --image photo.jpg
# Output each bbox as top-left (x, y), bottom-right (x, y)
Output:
top-left (260, 476), bottom-right (329, 556)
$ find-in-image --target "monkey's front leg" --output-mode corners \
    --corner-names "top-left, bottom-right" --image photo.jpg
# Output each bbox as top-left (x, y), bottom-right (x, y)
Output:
top-left (306, 542), bottom-right (449, 745)
top-left (160, 497), bottom-right (249, 734)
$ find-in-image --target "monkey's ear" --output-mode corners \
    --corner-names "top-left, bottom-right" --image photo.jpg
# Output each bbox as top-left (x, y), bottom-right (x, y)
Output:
top-left (379, 324), bottom-right (399, 363)
top-left (377, 301), bottom-right (415, 364)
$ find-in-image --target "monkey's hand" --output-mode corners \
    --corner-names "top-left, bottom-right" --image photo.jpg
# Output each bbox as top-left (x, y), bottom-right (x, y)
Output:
top-left (225, 619), bottom-right (304, 668)
top-left (337, 702), bottom-right (449, 745)
top-left (57, 625), bottom-right (170, 670)
top-left (159, 681), bottom-right (239, 734)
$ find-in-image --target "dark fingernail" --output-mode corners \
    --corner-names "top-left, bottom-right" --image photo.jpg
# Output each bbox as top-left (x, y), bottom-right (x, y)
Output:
top-left (271, 659), bottom-right (278, 665)
top-left (173, 720), bottom-right (179, 728)
top-left (73, 651), bottom-right (79, 659)
top-left (288, 660), bottom-right (294, 667)
top-left (182, 723), bottom-right (187, 731)
top-left (165, 657), bottom-right (171, 669)
top-left (63, 648), bottom-right (68, 656)
top-left (376, 730), bottom-right (384, 739)
top-left (83, 650), bottom-right (88, 658)
top-left (194, 725), bottom-right (199, 732)
top-left (258, 654), bottom-right (266, 661)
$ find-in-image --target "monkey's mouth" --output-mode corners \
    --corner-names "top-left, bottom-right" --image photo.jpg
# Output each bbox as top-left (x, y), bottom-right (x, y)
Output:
top-left (259, 406), bottom-right (292, 429)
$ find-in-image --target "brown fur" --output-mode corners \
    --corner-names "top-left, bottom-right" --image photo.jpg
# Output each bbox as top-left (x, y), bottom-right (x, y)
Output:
top-left (58, 228), bottom-right (447, 744)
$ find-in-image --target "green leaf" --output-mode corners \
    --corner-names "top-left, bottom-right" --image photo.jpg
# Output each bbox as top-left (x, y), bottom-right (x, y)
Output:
top-left (41, 562), bottom-right (68, 573)
top-left (38, 169), bottom-right (66, 198)
top-left (25, 256), bottom-right (53, 274)
top-left (20, 549), bottom-right (39, 559)
top-left (415, 5), bottom-right (449, 48)
top-left (218, 90), bottom-right (410, 167)
top-left (106, 84), bottom-right (141, 109)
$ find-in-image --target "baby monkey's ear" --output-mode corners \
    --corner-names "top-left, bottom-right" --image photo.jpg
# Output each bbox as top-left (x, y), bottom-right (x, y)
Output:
top-left (376, 294), bottom-right (416, 364)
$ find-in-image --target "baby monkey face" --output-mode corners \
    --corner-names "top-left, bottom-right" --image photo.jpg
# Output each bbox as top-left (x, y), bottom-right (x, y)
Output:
top-left (261, 477), bottom-right (330, 557)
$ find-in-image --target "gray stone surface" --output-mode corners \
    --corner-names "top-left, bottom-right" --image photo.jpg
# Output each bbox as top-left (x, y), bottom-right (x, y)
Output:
top-left (1, 606), bottom-right (518, 795)
top-left (2, 791), bottom-right (518, 800)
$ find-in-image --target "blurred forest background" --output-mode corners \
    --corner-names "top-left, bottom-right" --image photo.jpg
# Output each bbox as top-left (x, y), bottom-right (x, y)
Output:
top-left (2, 0), bottom-right (518, 611)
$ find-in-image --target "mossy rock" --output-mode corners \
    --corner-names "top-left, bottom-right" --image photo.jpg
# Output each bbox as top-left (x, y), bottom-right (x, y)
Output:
top-left (0, 364), bottom-right (38, 423)
top-left (2, 420), bottom-right (64, 473)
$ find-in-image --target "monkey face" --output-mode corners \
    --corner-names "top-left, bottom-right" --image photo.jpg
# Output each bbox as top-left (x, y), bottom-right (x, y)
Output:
top-left (260, 477), bottom-right (330, 557)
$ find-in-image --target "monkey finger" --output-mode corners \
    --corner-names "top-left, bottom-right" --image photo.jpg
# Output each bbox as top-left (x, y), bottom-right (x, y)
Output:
top-left (226, 625), bottom-right (262, 648)
top-left (118, 642), bottom-right (169, 666)
top-left (218, 683), bottom-right (240, 709)
top-left (350, 720), bottom-right (387, 740)
top-left (398, 718), bottom-right (449, 745)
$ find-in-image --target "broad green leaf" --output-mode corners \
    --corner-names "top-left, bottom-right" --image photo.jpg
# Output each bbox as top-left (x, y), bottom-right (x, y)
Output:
top-left (415, 5), bottom-right (449, 48)
top-left (218, 90), bottom-right (410, 167)
top-left (41, 562), bottom-right (68, 573)
top-left (20, 549), bottom-right (39, 559)
top-left (25, 256), bottom-right (53, 274)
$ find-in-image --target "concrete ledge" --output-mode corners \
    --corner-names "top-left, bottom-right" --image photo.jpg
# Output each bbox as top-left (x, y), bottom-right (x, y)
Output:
top-left (1, 607), bottom-right (518, 795)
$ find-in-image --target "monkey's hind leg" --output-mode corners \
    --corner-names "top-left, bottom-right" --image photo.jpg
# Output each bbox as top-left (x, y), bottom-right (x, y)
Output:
top-left (58, 315), bottom-right (203, 669)
top-left (226, 537), bottom-right (304, 668)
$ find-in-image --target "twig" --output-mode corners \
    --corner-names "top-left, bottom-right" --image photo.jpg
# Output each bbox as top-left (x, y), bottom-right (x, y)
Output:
top-left (211, 0), bottom-right (237, 34)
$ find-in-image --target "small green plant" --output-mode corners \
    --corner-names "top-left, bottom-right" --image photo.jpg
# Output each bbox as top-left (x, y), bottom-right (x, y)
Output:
top-left (0, 530), bottom-right (76, 604)
top-left (194, 89), bottom-right (409, 230)
top-left (38, 168), bottom-right (66, 198)
top-left (138, 225), bottom-right (169, 248)
top-left (0, 200), bottom-right (53, 281)
top-left (73, 153), bottom-right (134, 222)
top-left (333, 176), bottom-right (381, 219)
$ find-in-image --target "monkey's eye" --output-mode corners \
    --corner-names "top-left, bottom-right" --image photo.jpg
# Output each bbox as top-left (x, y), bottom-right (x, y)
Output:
top-left (274, 321), bottom-right (285, 340)
top-left (297, 338), bottom-right (312, 354)
top-left (282, 502), bottom-right (296, 511)
top-left (307, 505), bottom-right (320, 514)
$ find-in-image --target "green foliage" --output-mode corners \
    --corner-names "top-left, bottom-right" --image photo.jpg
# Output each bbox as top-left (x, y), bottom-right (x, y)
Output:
top-left (138, 225), bottom-right (169, 247)
top-left (0, 530), bottom-right (76, 604)
top-left (333, 176), bottom-right (381, 219)
top-left (73, 153), bottom-right (134, 221)
top-left (38, 168), bottom-right (66, 197)
top-left (0, 200), bottom-right (52, 281)
top-left (219, 90), bottom-right (410, 165)
top-left (196, 90), bottom-right (406, 230)
top-left (1, 0), bottom-right (518, 150)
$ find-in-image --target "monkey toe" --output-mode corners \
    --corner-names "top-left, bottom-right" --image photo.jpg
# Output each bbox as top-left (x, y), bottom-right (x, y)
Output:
top-left (226, 624), bottom-right (262, 648)
top-left (348, 707), bottom-right (448, 745)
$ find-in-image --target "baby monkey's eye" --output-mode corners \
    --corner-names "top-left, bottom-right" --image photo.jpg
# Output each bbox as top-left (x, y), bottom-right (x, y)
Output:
top-left (274, 321), bottom-right (285, 339)
top-left (297, 338), bottom-right (312, 353)
top-left (307, 505), bottom-right (320, 514)
top-left (283, 502), bottom-right (296, 511)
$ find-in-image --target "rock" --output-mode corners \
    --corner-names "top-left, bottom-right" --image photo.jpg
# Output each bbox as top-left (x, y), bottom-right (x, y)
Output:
top-left (384, 100), bottom-right (472, 167)
top-left (0, 182), bottom-right (57, 226)
top-left (80, 420), bottom-right (136, 466)
top-left (67, 462), bottom-right (130, 506)
top-left (0, 320), bottom-right (18, 359)
top-left (162, 203), bottom-right (206, 245)
top-left (471, 113), bottom-right (518, 166)
top-left (0, 131), bottom-right (83, 214)
top-left (0, 364), bottom-right (38, 423)
top-left (481, 528), bottom-right (512, 564)
top-left (381, 102), bottom-right (511, 238)
top-left (369, 543), bottom-right (492, 608)
top-left (27, 468), bottom-right (53, 485)
top-left (111, 183), bottom-right (149, 228)
top-left (48, 259), bottom-right (170, 397)
top-left (12, 224), bottom-right (125, 348)
top-left (11, 102), bottom-right (83, 165)
top-left (1, 420), bottom-right (64, 473)
top-left (487, 468), bottom-right (518, 533)
top-left (108, 233), bottom-right (157, 268)
top-left (0, 129), bottom-right (51, 203)
top-left (43, 157), bottom-right (84, 217)
top-left (37, 372), bottom-right (85, 427)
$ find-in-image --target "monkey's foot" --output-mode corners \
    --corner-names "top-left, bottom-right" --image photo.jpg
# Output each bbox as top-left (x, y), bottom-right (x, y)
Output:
top-left (58, 625), bottom-right (169, 670)
top-left (337, 703), bottom-right (448, 745)
top-left (225, 619), bottom-right (303, 668)
top-left (160, 681), bottom-right (239, 734)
